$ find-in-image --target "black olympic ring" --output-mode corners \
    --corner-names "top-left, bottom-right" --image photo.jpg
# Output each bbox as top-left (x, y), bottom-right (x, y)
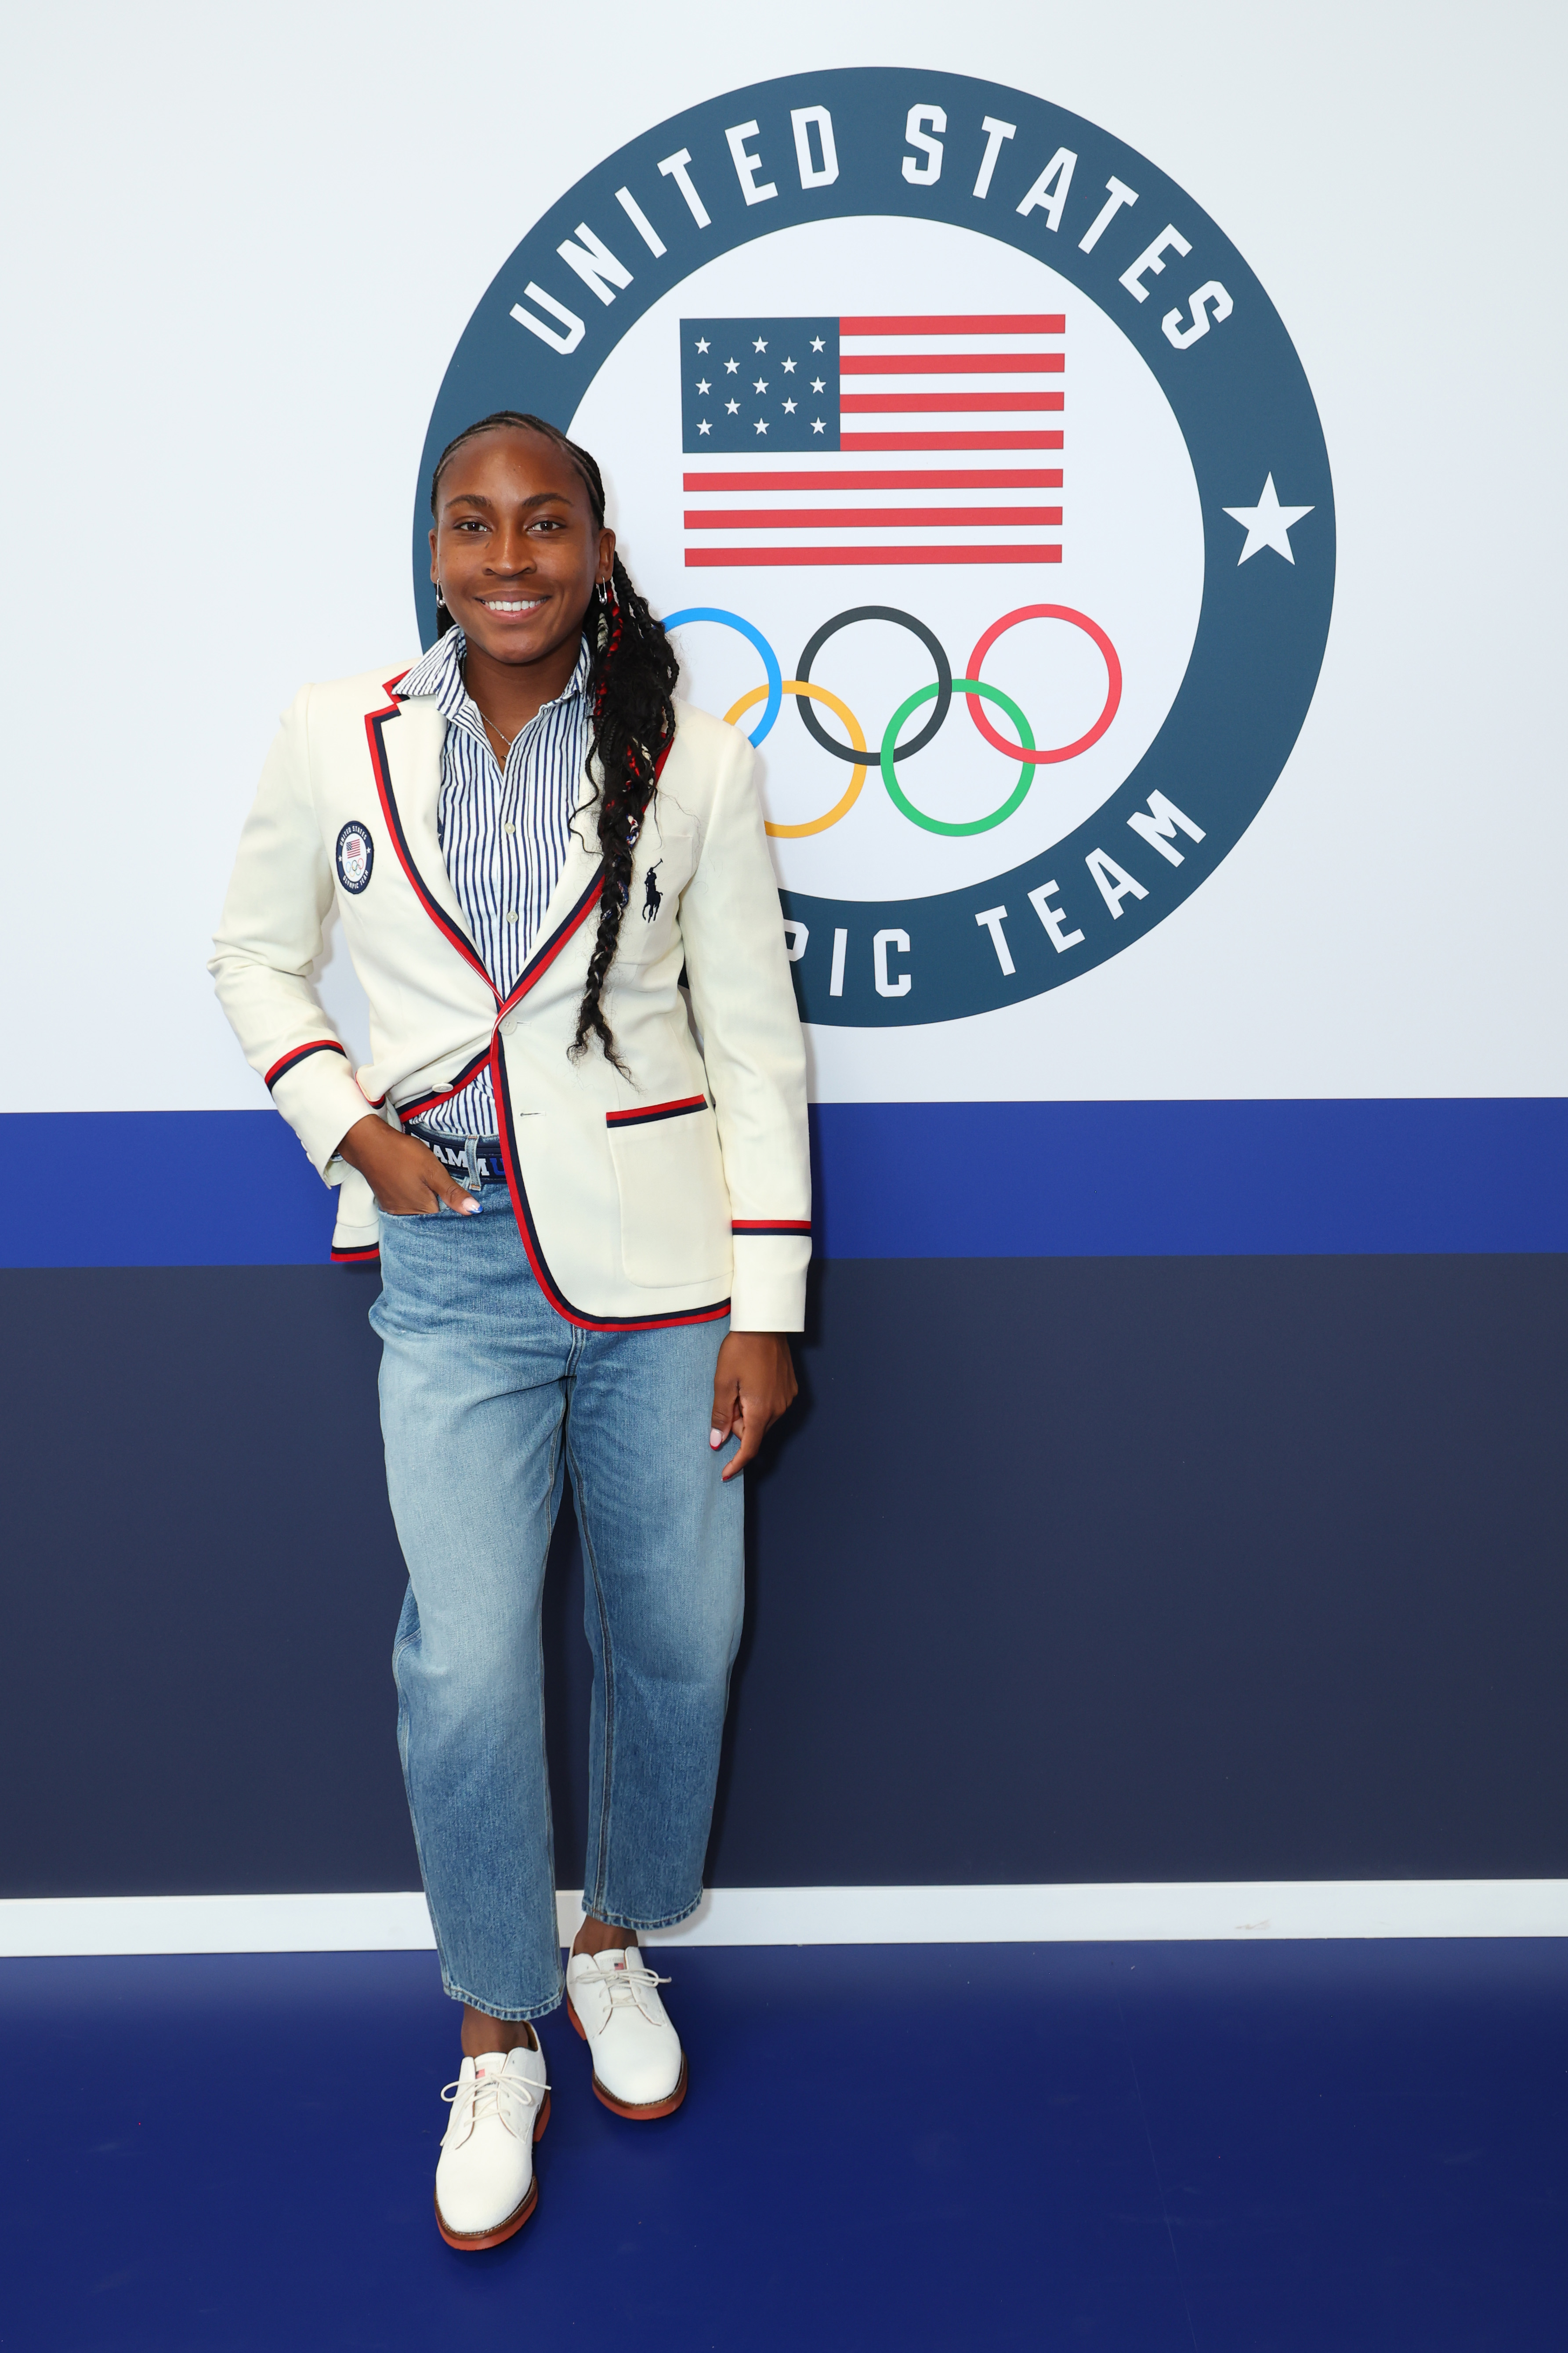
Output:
top-left (795, 606), bottom-right (953, 767)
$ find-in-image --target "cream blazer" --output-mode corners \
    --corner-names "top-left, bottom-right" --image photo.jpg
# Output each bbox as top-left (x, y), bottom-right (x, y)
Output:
top-left (210, 664), bottom-right (811, 1332)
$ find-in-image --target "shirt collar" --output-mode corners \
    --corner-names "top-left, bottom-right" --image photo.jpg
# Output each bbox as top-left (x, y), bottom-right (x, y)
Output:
top-left (395, 627), bottom-right (591, 727)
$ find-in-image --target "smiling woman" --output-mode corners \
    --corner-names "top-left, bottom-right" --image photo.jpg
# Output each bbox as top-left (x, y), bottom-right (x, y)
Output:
top-left (208, 411), bottom-right (811, 2251)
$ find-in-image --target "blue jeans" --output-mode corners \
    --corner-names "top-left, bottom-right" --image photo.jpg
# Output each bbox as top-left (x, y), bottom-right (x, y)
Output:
top-left (369, 1181), bottom-right (743, 2021)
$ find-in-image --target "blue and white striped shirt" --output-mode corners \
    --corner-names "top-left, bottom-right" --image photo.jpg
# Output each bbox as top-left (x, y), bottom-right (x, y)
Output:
top-left (395, 627), bottom-right (592, 1139)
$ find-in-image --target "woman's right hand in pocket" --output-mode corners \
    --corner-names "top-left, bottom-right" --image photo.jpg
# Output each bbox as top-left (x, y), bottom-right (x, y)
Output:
top-left (337, 1115), bottom-right (481, 1217)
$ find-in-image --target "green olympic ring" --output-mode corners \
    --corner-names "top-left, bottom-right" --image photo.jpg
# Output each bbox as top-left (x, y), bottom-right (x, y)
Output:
top-left (879, 679), bottom-right (1037, 837)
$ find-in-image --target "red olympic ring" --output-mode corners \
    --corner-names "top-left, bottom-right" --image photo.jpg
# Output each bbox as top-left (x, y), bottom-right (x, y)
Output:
top-left (965, 605), bottom-right (1122, 765)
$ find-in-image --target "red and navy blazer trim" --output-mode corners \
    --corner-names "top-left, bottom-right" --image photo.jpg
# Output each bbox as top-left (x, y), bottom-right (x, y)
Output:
top-left (330, 1241), bottom-right (381, 1266)
top-left (490, 1039), bottom-right (729, 1333)
top-left (265, 1038), bottom-right (348, 1091)
top-left (496, 870), bottom-right (605, 1019)
top-left (395, 1045), bottom-right (495, 1125)
top-left (605, 1094), bottom-right (708, 1129)
top-left (365, 675), bottom-right (496, 997)
top-left (731, 1218), bottom-right (812, 1236)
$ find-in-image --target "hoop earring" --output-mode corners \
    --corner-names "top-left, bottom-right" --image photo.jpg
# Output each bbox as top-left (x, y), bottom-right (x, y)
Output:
top-left (434, 582), bottom-right (448, 609)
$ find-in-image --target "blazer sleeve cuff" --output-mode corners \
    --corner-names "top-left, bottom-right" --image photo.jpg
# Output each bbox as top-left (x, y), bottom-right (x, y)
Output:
top-left (268, 1045), bottom-right (380, 1176)
top-left (727, 1233), bottom-right (811, 1334)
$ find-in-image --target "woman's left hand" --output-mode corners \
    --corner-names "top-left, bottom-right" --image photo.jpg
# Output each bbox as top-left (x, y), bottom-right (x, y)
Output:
top-left (710, 1333), bottom-right (798, 1482)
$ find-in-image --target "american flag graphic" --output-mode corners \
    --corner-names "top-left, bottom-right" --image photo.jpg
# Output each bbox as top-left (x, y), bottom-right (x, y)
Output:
top-left (680, 314), bottom-right (1065, 569)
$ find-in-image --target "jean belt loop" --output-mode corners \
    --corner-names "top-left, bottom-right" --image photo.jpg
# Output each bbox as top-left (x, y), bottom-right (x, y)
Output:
top-left (464, 1136), bottom-right (480, 1193)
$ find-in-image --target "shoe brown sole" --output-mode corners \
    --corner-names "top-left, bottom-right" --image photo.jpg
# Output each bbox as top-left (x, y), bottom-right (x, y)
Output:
top-left (565, 1996), bottom-right (689, 2119)
top-left (434, 2088), bottom-right (550, 2251)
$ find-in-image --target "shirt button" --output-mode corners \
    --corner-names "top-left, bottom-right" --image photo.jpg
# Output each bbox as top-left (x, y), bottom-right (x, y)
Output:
top-left (503, 823), bottom-right (516, 836)
top-left (504, 910), bottom-right (519, 924)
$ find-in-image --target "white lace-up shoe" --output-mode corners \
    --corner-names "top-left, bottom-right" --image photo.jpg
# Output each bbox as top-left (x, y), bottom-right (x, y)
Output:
top-left (433, 2042), bottom-right (550, 2251)
top-left (565, 1947), bottom-right (687, 2119)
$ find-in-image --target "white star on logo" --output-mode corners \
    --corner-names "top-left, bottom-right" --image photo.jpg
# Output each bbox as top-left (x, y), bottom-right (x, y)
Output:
top-left (754, 418), bottom-right (768, 434)
top-left (695, 379), bottom-right (710, 395)
top-left (782, 357), bottom-right (797, 373)
top-left (1223, 474), bottom-right (1315, 565)
top-left (753, 378), bottom-right (768, 394)
top-left (753, 336), bottom-right (768, 352)
top-left (698, 419), bottom-right (711, 434)
top-left (811, 418), bottom-right (826, 434)
top-left (782, 398), bottom-right (797, 413)
top-left (810, 336), bottom-right (825, 352)
top-left (695, 337), bottom-right (710, 353)
top-left (725, 399), bottom-right (739, 414)
top-left (724, 358), bottom-right (739, 374)
top-left (810, 377), bottom-right (826, 395)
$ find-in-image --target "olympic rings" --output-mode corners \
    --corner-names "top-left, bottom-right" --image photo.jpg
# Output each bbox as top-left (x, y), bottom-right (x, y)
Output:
top-left (795, 607), bottom-right (952, 766)
top-left (964, 605), bottom-right (1122, 764)
top-left (881, 681), bottom-right (1037, 837)
top-left (662, 605), bottom-right (783, 744)
top-left (724, 682), bottom-right (869, 838)
top-left (661, 598), bottom-right (1121, 838)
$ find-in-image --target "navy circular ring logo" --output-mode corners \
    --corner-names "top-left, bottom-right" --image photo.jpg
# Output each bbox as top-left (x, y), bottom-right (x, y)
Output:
top-left (336, 821), bottom-right (374, 895)
top-left (414, 68), bottom-right (1334, 1026)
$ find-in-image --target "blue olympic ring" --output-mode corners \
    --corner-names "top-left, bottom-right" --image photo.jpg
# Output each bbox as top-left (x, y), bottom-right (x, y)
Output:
top-left (661, 607), bottom-right (782, 745)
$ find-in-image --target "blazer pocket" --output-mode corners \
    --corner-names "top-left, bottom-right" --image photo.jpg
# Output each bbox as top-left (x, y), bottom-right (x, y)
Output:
top-left (605, 1097), bottom-right (731, 1289)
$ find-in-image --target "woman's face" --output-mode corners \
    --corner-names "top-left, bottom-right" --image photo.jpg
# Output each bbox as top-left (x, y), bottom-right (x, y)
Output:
top-left (428, 428), bottom-right (614, 669)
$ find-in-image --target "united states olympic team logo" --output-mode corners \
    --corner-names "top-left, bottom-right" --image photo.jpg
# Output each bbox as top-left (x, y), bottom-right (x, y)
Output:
top-left (335, 820), bottom-right (373, 894)
top-left (414, 68), bottom-right (1334, 1026)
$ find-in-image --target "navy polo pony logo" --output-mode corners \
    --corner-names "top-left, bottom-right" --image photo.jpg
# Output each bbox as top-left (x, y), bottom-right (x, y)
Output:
top-left (641, 862), bottom-right (663, 923)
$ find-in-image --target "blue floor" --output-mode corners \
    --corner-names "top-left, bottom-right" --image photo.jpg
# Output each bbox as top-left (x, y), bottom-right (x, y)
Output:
top-left (3, 1940), bottom-right (1564, 2350)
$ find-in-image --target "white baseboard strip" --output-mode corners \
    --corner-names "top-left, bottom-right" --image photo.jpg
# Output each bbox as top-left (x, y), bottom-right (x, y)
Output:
top-left (1, 1881), bottom-right (1565, 1959)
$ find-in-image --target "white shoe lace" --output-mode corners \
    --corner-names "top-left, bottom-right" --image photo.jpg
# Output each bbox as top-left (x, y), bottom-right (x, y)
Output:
top-left (441, 2062), bottom-right (548, 2139)
top-left (585, 1961), bottom-right (671, 2027)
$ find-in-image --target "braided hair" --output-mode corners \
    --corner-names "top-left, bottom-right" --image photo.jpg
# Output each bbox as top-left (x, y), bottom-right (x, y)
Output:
top-left (428, 410), bottom-right (678, 1073)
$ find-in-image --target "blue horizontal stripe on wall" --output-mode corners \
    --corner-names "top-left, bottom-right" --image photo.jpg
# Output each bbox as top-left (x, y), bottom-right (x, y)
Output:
top-left (0, 1099), bottom-right (1564, 1268)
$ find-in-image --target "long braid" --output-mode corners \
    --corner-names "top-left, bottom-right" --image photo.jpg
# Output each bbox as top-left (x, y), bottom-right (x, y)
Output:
top-left (428, 411), bottom-right (678, 1074)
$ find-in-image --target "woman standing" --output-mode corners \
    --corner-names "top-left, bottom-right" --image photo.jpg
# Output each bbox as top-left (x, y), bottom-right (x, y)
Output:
top-left (211, 413), bottom-right (810, 2248)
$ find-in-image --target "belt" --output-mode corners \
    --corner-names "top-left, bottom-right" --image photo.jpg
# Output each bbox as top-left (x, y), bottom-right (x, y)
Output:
top-left (406, 1127), bottom-right (508, 1183)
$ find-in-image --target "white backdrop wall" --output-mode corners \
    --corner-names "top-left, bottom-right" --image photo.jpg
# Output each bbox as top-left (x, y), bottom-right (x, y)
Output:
top-left (1, 0), bottom-right (1562, 1112)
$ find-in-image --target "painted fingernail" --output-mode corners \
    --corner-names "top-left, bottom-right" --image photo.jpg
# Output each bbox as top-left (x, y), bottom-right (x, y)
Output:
top-left (710, 1429), bottom-right (724, 1448)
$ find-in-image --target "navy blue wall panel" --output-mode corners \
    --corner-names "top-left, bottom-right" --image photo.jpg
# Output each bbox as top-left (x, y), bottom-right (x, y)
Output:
top-left (3, 1101), bottom-right (1566, 1265)
top-left (2, 1253), bottom-right (1564, 1898)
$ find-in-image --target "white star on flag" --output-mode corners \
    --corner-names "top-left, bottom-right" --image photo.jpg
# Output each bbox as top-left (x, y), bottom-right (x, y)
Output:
top-left (1223, 474), bottom-right (1314, 565)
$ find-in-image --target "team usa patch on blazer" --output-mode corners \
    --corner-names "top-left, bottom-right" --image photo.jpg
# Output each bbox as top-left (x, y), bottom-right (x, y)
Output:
top-left (336, 821), bottom-right (374, 894)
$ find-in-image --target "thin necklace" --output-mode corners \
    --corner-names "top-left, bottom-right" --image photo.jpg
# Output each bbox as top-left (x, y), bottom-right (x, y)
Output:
top-left (473, 703), bottom-right (518, 758)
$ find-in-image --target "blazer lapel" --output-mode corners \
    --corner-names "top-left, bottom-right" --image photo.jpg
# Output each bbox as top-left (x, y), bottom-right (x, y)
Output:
top-left (518, 731), bottom-right (679, 993)
top-left (365, 681), bottom-right (493, 993)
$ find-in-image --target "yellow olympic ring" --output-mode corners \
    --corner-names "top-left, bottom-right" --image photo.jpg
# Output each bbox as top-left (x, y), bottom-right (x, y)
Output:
top-left (724, 679), bottom-right (868, 838)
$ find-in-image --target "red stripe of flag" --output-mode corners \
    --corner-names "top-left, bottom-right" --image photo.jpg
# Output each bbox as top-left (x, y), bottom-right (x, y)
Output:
top-left (840, 313), bottom-right (1065, 334)
top-left (685, 545), bottom-right (1062, 567)
top-left (840, 431), bottom-right (1065, 450)
top-left (683, 470), bottom-right (1064, 489)
top-left (840, 351), bottom-right (1065, 374)
top-left (841, 392), bottom-right (1064, 413)
top-left (685, 507), bottom-right (1063, 529)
